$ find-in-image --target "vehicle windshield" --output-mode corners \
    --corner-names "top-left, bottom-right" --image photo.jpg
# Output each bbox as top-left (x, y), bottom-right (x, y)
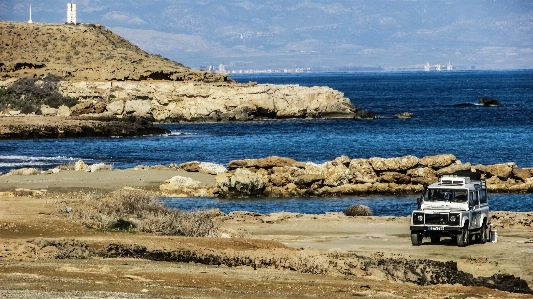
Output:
top-left (425, 188), bottom-right (468, 202)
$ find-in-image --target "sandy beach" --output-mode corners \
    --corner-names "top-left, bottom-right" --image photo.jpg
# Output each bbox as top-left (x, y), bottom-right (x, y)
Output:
top-left (0, 168), bottom-right (532, 298)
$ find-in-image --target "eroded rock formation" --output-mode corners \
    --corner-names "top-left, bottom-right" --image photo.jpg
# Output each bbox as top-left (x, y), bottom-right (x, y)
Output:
top-left (213, 154), bottom-right (533, 197)
top-left (55, 81), bottom-right (368, 121)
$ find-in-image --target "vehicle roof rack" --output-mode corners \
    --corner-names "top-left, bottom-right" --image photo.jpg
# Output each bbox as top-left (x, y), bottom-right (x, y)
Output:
top-left (438, 170), bottom-right (482, 181)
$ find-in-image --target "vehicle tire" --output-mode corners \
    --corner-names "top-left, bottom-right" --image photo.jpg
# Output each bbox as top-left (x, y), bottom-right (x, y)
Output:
top-left (480, 222), bottom-right (487, 244)
top-left (457, 226), bottom-right (469, 247)
top-left (411, 232), bottom-right (422, 246)
top-left (430, 236), bottom-right (440, 243)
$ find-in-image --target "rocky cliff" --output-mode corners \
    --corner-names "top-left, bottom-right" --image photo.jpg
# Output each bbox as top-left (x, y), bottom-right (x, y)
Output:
top-left (59, 81), bottom-right (369, 121)
top-left (0, 21), bottom-right (371, 122)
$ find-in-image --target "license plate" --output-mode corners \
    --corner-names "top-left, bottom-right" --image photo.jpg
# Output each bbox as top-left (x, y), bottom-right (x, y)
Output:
top-left (428, 226), bottom-right (444, 231)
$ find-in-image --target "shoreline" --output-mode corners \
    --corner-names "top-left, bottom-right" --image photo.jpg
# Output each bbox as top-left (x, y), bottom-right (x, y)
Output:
top-left (1, 154), bottom-right (533, 197)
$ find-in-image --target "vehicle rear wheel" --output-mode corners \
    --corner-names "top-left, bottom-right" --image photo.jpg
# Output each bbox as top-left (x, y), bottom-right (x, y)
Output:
top-left (457, 226), bottom-right (469, 247)
top-left (480, 222), bottom-right (488, 244)
top-left (430, 236), bottom-right (440, 243)
top-left (411, 232), bottom-right (422, 246)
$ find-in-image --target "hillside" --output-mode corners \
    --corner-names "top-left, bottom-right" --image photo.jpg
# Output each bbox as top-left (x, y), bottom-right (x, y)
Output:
top-left (0, 21), bottom-right (230, 82)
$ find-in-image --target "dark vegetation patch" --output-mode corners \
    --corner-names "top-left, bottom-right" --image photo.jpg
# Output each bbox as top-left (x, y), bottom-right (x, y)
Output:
top-left (0, 74), bottom-right (79, 113)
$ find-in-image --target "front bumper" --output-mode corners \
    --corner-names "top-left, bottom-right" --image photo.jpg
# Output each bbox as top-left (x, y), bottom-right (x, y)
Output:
top-left (410, 225), bottom-right (463, 233)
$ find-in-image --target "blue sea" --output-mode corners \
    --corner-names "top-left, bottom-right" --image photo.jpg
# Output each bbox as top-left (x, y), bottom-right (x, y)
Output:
top-left (1, 70), bottom-right (532, 216)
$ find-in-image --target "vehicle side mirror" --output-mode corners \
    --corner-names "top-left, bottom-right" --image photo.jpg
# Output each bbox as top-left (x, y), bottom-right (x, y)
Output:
top-left (417, 197), bottom-right (423, 209)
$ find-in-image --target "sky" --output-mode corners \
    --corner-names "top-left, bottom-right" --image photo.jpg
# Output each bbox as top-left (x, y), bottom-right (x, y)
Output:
top-left (1, 0), bottom-right (532, 71)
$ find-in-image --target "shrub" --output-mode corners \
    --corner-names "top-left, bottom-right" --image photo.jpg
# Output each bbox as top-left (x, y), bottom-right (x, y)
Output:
top-left (0, 74), bottom-right (79, 113)
top-left (73, 189), bottom-right (220, 237)
top-left (345, 205), bottom-right (373, 217)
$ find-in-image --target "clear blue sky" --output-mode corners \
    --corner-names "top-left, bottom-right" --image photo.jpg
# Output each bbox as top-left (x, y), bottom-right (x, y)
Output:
top-left (2, 0), bottom-right (532, 70)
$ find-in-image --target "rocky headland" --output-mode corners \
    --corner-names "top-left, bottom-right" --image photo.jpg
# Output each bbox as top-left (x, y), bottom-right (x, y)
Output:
top-left (0, 21), bottom-right (373, 129)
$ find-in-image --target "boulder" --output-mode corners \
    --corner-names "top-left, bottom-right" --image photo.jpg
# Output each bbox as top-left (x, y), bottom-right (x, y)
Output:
top-left (321, 160), bottom-right (352, 187)
top-left (345, 205), bottom-right (373, 216)
top-left (227, 156), bottom-right (297, 169)
top-left (293, 174), bottom-right (323, 187)
top-left (436, 162), bottom-right (472, 176)
top-left (326, 183), bottom-right (372, 195)
top-left (368, 155), bottom-right (419, 172)
top-left (215, 168), bottom-right (267, 197)
top-left (40, 105), bottom-right (57, 116)
top-left (478, 96), bottom-right (500, 106)
top-left (106, 100), bottom-right (125, 115)
top-left (407, 167), bottom-right (438, 185)
top-left (486, 163), bottom-right (515, 180)
top-left (70, 100), bottom-right (107, 116)
top-left (160, 175), bottom-right (202, 195)
top-left (348, 159), bottom-right (378, 183)
top-left (379, 171), bottom-right (411, 184)
top-left (74, 160), bottom-right (89, 171)
top-left (124, 100), bottom-right (152, 117)
top-left (179, 161), bottom-right (201, 172)
top-left (512, 168), bottom-right (533, 182)
top-left (232, 105), bottom-right (255, 121)
top-left (88, 163), bottom-right (112, 172)
top-left (57, 105), bottom-right (71, 117)
top-left (198, 162), bottom-right (227, 174)
top-left (394, 112), bottom-right (412, 119)
top-left (419, 154), bottom-right (456, 169)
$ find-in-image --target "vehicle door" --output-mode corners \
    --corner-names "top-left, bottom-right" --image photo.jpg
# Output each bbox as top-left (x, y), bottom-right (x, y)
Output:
top-left (469, 191), bottom-right (481, 229)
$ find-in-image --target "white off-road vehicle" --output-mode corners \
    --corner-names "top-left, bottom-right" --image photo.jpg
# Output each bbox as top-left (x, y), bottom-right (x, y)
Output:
top-left (410, 171), bottom-right (490, 246)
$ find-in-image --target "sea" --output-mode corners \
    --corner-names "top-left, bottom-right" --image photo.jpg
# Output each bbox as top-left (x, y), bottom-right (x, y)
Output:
top-left (1, 70), bottom-right (532, 216)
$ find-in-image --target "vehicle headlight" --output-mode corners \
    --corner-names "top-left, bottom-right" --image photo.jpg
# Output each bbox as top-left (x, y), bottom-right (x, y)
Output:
top-left (449, 213), bottom-right (460, 225)
top-left (413, 213), bottom-right (424, 224)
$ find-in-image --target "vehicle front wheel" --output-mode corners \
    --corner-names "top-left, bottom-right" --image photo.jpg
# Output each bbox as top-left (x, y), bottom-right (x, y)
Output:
top-left (480, 222), bottom-right (488, 244)
top-left (411, 232), bottom-right (422, 246)
top-left (457, 226), bottom-right (469, 247)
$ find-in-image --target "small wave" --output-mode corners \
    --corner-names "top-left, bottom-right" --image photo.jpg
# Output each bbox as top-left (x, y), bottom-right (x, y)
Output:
top-left (164, 131), bottom-right (197, 137)
top-left (0, 155), bottom-right (77, 161)
top-left (0, 155), bottom-right (83, 171)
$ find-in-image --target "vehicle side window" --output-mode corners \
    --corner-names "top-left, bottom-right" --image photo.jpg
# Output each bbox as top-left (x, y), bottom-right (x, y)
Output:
top-left (480, 189), bottom-right (488, 204)
top-left (469, 191), bottom-right (478, 208)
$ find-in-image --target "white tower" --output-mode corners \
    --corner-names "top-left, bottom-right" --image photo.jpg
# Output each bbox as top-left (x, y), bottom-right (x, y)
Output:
top-left (28, 1), bottom-right (33, 23)
top-left (67, 2), bottom-right (77, 24)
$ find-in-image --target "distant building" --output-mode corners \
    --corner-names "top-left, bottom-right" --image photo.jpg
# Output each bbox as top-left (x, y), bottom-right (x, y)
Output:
top-left (446, 62), bottom-right (453, 71)
top-left (218, 64), bottom-right (226, 73)
top-left (67, 3), bottom-right (77, 24)
top-left (424, 63), bottom-right (430, 71)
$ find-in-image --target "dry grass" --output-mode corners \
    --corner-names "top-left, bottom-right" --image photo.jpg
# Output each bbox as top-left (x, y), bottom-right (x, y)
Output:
top-left (71, 189), bottom-right (220, 237)
top-left (6, 168), bottom-right (40, 176)
top-left (345, 205), bottom-right (373, 216)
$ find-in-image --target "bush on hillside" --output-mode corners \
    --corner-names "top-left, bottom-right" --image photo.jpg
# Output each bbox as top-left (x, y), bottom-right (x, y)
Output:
top-left (0, 74), bottom-right (79, 113)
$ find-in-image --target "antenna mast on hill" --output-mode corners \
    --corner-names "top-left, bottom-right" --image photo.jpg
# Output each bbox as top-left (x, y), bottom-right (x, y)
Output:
top-left (28, 1), bottom-right (33, 23)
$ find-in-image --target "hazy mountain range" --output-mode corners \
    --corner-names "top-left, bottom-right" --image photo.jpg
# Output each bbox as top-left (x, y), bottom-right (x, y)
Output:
top-left (2, 0), bottom-right (532, 71)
